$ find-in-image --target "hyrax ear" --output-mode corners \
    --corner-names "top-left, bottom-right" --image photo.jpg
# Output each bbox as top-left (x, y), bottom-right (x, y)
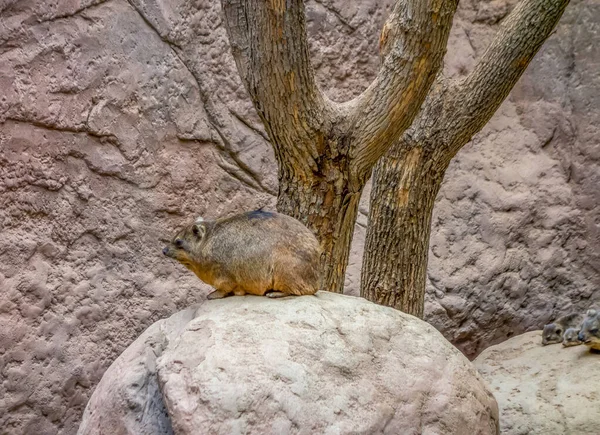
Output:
top-left (192, 222), bottom-right (206, 239)
top-left (588, 309), bottom-right (598, 317)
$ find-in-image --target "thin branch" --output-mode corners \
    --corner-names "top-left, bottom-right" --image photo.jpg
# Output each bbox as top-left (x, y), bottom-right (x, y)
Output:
top-left (446, 0), bottom-right (569, 157)
top-left (228, 108), bottom-right (270, 142)
top-left (312, 0), bottom-right (356, 32)
top-left (406, 0), bottom-right (570, 162)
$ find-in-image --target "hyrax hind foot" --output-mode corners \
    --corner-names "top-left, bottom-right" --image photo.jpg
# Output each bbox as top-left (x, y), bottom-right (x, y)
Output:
top-left (207, 290), bottom-right (231, 300)
top-left (265, 291), bottom-right (288, 299)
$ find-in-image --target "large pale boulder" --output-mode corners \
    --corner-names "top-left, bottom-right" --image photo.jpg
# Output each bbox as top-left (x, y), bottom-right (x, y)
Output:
top-left (79, 293), bottom-right (499, 434)
top-left (474, 331), bottom-right (600, 435)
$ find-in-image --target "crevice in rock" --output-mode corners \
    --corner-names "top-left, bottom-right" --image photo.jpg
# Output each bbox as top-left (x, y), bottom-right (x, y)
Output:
top-left (228, 108), bottom-right (270, 143)
top-left (28, 0), bottom-right (112, 26)
top-left (5, 116), bottom-right (112, 141)
top-left (312, 0), bottom-right (357, 33)
top-left (122, 0), bottom-right (276, 197)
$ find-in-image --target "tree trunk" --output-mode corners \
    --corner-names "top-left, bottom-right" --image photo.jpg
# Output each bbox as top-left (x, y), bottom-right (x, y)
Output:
top-left (361, 0), bottom-right (570, 316)
top-left (362, 146), bottom-right (445, 316)
top-left (221, 0), bottom-right (458, 294)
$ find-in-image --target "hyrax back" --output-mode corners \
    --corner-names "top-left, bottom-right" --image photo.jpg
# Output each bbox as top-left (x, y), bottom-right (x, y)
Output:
top-left (578, 309), bottom-right (600, 351)
top-left (542, 313), bottom-right (584, 346)
top-left (163, 209), bottom-right (322, 299)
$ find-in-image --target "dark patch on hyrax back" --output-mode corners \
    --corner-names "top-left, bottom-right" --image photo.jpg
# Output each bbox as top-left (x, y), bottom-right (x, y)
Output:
top-left (247, 208), bottom-right (275, 220)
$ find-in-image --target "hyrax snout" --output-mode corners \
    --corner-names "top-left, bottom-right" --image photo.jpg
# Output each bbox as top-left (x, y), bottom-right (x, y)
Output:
top-left (163, 209), bottom-right (322, 300)
top-left (562, 327), bottom-right (582, 347)
top-left (578, 309), bottom-right (600, 351)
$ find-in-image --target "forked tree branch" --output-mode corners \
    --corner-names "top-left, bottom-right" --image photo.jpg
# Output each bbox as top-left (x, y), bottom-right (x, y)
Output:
top-left (347, 0), bottom-right (458, 184)
top-left (221, 0), bottom-right (459, 185)
top-left (395, 0), bottom-right (570, 163)
top-left (361, 0), bottom-right (571, 316)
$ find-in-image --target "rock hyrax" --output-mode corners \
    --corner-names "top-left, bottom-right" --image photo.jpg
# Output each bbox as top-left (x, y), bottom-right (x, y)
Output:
top-left (562, 327), bottom-right (582, 347)
top-left (542, 313), bottom-right (584, 345)
top-left (162, 209), bottom-right (322, 299)
top-left (578, 309), bottom-right (600, 352)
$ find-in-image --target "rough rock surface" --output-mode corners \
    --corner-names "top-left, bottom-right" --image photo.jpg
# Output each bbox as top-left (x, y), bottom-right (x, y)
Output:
top-left (1, 0), bottom-right (599, 433)
top-left (474, 331), bottom-right (600, 435)
top-left (79, 292), bottom-right (499, 435)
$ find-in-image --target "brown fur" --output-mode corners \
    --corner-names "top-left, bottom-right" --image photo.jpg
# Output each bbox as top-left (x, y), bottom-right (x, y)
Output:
top-left (163, 209), bottom-right (322, 299)
top-left (578, 309), bottom-right (600, 351)
top-left (542, 313), bottom-right (584, 345)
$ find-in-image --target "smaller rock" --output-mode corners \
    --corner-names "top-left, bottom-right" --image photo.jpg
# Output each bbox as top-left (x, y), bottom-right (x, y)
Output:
top-left (474, 331), bottom-right (600, 435)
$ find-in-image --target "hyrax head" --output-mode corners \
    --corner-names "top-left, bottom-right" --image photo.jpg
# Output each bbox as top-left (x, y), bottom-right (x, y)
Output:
top-left (162, 216), bottom-right (210, 269)
top-left (578, 309), bottom-right (600, 346)
top-left (542, 323), bottom-right (564, 345)
top-left (562, 328), bottom-right (582, 347)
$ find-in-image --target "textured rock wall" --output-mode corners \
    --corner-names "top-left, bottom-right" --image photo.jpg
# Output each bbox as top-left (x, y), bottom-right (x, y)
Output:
top-left (0, 1), bottom-right (278, 433)
top-left (1, 0), bottom-right (598, 433)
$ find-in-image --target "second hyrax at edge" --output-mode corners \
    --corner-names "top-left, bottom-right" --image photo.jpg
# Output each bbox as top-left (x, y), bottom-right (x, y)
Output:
top-left (163, 209), bottom-right (322, 300)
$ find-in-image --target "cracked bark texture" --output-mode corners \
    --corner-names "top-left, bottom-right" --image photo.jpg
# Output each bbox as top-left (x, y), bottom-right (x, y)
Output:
top-left (221, 0), bottom-right (458, 294)
top-left (362, 0), bottom-right (571, 318)
top-left (1, 0), bottom-right (599, 433)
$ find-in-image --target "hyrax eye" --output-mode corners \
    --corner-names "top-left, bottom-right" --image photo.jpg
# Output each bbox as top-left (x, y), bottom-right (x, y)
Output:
top-left (175, 239), bottom-right (184, 248)
top-left (192, 226), bottom-right (199, 236)
top-left (591, 328), bottom-right (599, 334)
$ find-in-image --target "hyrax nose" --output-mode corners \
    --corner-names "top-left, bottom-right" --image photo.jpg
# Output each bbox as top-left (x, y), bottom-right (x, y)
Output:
top-left (162, 247), bottom-right (169, 256)
top-left (578, 331), bottom-right (585, 342)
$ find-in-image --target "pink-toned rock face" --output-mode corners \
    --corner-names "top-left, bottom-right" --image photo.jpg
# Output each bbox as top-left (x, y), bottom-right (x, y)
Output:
top-left (1, 0), bottom-right (598, 433)
top-left (79, 293), bottom-right (499, 435)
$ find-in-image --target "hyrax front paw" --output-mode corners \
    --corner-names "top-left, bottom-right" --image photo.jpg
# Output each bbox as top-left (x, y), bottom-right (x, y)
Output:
top-left (207, 290), bottom-right (230, 300)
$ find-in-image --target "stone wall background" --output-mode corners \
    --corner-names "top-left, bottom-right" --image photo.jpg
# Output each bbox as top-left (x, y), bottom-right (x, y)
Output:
top-left (0, 0), bottom-right (598, 433)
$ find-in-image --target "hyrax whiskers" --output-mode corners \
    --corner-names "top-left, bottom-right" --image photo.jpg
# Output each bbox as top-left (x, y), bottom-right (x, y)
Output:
top-left (162, 209), bottom-right (322, 299)
top-left (542, 313), bottom-right (584, 346)
top-left (578, 309), bottom-right (600, 352)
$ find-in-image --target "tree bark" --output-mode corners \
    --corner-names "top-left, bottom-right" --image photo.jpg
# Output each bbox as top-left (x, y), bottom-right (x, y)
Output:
top-left (361, 0), bottom-right (570, 316)
top-left (362, 146), bottom-right (445, 318)
top-left (221, 0), bottom-right (458, 293)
